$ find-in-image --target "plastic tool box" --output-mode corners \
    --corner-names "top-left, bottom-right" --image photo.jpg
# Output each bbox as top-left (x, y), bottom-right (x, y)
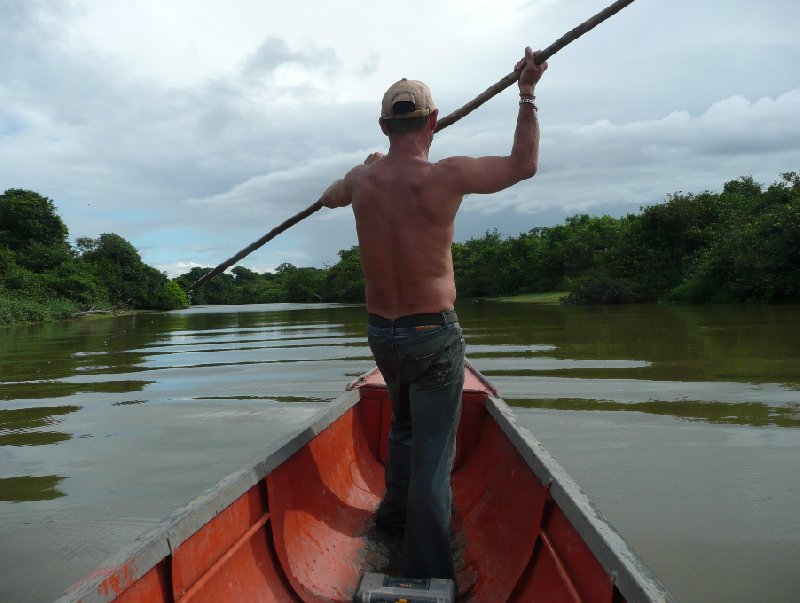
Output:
top-left (354, 573), bottom-right (455, 603)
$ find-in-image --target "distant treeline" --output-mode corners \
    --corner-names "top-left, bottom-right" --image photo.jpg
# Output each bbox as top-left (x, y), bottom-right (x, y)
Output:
top-left (175, 246), bottom-right (365, 306)
top-left (456, 172), bottom-right (800, 304)
top-left (178, 171), bottom-right (799, 306)
top-left (0, 189), bottom-right (188, 325)
top-left (3, 171), bottom-right (797, 326)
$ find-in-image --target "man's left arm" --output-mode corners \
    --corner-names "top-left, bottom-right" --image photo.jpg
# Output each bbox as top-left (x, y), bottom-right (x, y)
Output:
top-left (320, 177), bottom-right (352, 208)
top-left (320, 153), bottom-right (383, 208)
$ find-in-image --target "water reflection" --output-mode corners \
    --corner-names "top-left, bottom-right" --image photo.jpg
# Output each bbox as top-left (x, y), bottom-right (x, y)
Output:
top-left (0, 380), bottom-right (151, 401)
top-left (458, 302), bottom-right (800, 427)
top-left (0, 406), bottom-right (80, 446)
top-left (509, 398), bottom-right (800, 428)
top-left (0, 476), bottom-right (66, 502)
top-left (463, 302), bottom-right (800, 387)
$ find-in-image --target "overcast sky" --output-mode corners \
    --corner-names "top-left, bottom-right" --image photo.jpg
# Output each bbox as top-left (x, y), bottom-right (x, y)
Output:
top-left (2, 0), bottom-right (798, 276)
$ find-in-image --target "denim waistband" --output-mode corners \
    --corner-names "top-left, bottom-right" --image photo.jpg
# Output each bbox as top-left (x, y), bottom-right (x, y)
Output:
top-left (367, 309), bottom-right (458, 329)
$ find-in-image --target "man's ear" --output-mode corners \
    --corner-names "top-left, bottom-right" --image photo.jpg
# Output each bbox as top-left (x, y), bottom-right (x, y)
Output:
top-left (379, 117), bottom-right (390, 137)
top-left (428, 110), bottom-right (439, 131)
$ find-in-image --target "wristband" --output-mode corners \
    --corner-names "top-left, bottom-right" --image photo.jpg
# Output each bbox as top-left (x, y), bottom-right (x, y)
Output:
top-left (519, 97), bottom-right (538, 111)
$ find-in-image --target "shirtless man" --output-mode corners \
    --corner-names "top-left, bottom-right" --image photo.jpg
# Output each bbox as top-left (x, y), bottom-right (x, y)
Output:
top-left (320, 47), bottom-right (547, 582)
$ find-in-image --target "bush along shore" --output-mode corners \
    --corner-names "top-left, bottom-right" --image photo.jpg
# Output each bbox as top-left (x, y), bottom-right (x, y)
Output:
top-left (3, 172), bottom-right (797, 325)
top-left (0, 189), bottom-right (188, 326)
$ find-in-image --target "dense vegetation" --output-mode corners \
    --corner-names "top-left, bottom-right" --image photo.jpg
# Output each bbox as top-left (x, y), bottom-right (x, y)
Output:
top-left (177, 172), bottom-right (799, 306)
top-left (3, 171), bottom-right (797, 325)
top-left (174, 246), bottom-right (365, 305)
top-left (0, 189), bottom-right (188, 325)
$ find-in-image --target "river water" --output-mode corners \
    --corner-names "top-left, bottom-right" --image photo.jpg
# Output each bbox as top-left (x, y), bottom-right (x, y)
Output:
top-left (1, 302), bottom-right (798, 602)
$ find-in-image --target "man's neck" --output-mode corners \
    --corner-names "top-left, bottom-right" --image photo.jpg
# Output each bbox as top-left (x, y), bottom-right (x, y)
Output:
top-left (386, 133), bottom-right (431, 161)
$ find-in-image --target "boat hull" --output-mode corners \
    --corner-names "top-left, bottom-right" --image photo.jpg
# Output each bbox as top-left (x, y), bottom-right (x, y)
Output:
top-left (57, 364), bottom-right (673, 603)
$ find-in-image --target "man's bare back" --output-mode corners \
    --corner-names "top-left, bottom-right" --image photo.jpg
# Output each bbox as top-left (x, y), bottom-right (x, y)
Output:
top-left (321, 47), bottom-right (548, 319)
top-left (345, 155), bottom-right (461, 317)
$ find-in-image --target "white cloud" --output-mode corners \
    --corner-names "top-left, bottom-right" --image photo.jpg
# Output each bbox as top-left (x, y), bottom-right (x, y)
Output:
top-left (1, 0), bottom-right (799, 275)
top-left (155, 260), bottom-right (204, 278)
top-left (458, 89), bottom-right (800, 216)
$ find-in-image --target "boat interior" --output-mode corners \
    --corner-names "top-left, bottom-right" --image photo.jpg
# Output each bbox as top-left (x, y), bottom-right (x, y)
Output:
top-left (65, 368), bottom-right (628, 603)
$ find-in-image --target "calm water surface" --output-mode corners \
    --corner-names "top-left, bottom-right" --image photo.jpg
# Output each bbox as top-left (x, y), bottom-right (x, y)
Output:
top-left (1, 302), bottom-right (798, 602)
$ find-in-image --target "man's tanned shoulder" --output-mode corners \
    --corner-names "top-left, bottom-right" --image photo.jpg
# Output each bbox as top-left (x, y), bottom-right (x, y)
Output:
top-left (320, 163), bottom-right (368, 208)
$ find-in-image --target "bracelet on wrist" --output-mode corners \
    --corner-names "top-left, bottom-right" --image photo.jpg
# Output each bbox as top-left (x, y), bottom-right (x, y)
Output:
top-left (519, 97), bottom-right (538, 111)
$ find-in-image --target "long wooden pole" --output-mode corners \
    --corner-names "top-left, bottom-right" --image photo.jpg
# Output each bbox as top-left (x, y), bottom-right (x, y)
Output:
top-left (435, 0), bottom-right (637, 131)
top-left (190, 0), bottom-right (637, 291)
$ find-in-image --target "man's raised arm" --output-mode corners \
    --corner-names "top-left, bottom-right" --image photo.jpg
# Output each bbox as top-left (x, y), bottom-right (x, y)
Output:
top-left (439, 46), bottom-right (548, 195)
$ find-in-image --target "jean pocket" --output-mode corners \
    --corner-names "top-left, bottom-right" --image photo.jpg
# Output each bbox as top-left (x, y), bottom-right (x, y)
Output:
top-left (414, 343), bottom-right (455, 388)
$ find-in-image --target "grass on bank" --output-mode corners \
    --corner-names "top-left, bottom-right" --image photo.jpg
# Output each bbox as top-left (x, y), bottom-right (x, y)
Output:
top-left (0, 292), bottom-right (78, 325)
top-left (484, 291), bottom-right (568, 304)
top-left (0, 288), bottom-right (569, 327)
top-left (0, 292), bottom-right (142, 327)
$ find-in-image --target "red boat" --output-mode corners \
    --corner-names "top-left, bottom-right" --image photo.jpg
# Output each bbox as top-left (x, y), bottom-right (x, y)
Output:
top-left (57, 363), bottom-right (674, 602)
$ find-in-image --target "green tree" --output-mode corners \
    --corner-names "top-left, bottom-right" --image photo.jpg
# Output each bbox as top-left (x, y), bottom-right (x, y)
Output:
top-left (0, 189), bottom-right (72, 271)
top-left (78, 233), bottom-right (186, 309)
top-left (230, 266), bottom-right (264, 304)
top-left (670, 173), bottom-right (800, 302)
top-left (453, 230), bottom-right (506, 297)
top-left (78, 233), bottom-right (143, 304)
top-left (175, 266), bottom-right (237, 305)
top-left (323, 246), bottom-right (365, 302)
top-left (275, 263), bottom-right (325, 302)
top-left (41, 259), bottom-right (108, 306)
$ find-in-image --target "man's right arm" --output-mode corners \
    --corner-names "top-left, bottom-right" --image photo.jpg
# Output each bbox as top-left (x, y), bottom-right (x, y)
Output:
top-left (439, 47), bottom-right (547, 195)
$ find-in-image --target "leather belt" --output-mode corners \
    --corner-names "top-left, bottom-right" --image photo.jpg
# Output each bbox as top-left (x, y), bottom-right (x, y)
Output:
top-left (368, 309), bottom-right (458, 329)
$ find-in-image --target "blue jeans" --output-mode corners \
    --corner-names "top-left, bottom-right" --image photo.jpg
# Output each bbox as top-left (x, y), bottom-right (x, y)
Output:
top-left (367, 320), bottom-right (466, 580)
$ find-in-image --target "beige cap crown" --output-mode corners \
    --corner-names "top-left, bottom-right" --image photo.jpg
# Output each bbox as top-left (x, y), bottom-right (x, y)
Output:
top-left (381, 78), bottom-right (436, 119)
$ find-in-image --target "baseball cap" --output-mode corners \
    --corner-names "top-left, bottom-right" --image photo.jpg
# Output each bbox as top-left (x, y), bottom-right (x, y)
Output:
top-left (381, 78), bottom-right (436, 119)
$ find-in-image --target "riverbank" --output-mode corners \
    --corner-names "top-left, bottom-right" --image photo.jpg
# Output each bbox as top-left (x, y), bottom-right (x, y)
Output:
top-left (0, 290), bottom-right (570, 327)
top-left (483, 291), bottom-right (568, 303)
top-left (0, 292), bottom-right (139, 327)
top-left (0, 292), bottom-right (78, 326)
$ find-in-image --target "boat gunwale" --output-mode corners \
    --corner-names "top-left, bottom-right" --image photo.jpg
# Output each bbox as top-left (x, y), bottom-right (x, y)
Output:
top-left (484, 394), bottom-right (675, 603)
top-left (55, 387), bottom-right (365, 603)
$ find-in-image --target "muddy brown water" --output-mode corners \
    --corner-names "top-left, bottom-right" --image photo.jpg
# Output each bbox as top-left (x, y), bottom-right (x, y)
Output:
top-left (1, 302), bottom-right (798, 602)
